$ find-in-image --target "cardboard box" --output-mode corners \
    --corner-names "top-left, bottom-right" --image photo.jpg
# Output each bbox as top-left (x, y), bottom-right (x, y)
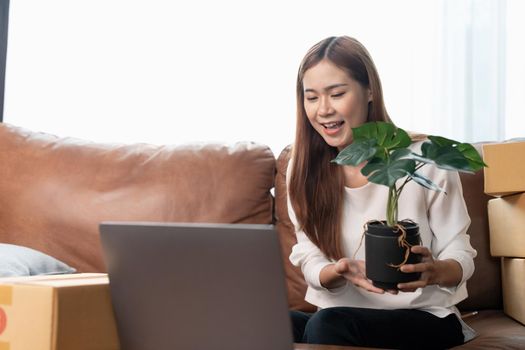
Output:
top-left (0, 273), bottom-right (119, 350)
top-left (488, 193), bottom-right (525, 257)
top-left (483, 141), bottom-right (525, 197)
top-left (501, 258), bottom-right (525, 325)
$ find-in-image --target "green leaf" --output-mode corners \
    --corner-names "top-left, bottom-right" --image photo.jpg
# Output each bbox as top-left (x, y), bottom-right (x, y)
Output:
top-left (352, 122), bottom-right (382, 142)
top-left (383, 127), bottom-right (411, 150)
top-left (332, 139), bottom-right (377, 166)
top-left (361, 149), bottom-right (411, 177)
top-left (410, 172), bottom-right (446, 193)
top-left (428, 135), bottom-right (458, 147)
top-left (456, 143), bottom-right (487, 171)
top-left (376, 122), bottom-right (396, 146)
top-left (367, 159), bottom-right (416, 187)
top-left (420, 142), bottom-right (432, 158)
top-left (405, 152), bottom-right (435, 165)
top-left (376, 122), bottom-right (389, 145)
top-left (432, 146), bottom-right (472, 172)
top-left (390, 148), bottom-right (411, 161)
top-left (421, 141), bottom-right (439, 159)
top-left (352, 122), bottom-right (411, 151)
top-left (361, 157), bottom-right (385, 176)
top-left (423, 138), bottom-right (483, 173)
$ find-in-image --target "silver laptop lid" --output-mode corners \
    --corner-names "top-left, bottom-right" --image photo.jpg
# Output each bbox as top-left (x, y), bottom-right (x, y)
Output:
top-left (100, 222), bottom-right (294, 350)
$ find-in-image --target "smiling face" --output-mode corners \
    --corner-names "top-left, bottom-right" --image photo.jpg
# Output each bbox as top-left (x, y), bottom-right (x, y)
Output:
top-left (303, 59), bottom-right (372, 150)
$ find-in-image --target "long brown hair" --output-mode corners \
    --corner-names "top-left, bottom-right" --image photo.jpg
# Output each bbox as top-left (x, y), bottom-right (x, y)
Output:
top-left (289, 36), bottom-right (392, 260)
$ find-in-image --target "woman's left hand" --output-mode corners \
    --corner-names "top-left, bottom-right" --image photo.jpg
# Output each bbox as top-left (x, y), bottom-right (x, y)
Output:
top-left (396, 245), bottom-right (462, 293)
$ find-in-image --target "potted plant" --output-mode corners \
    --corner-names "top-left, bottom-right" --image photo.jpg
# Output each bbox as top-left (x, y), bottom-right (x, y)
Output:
top-left (332, 121), bottom-right (486, 290)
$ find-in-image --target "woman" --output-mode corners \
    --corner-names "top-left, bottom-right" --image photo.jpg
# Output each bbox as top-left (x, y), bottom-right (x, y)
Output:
top-left (287, 36), bottom-right (477, 349)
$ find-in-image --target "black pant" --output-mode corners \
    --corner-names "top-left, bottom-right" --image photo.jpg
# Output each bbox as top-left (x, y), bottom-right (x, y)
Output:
top-left (290, 307), bottom-right (464, 350)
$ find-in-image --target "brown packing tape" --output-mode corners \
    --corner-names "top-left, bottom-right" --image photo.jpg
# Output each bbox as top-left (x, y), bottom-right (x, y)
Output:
top-left (0, 341), bottom-right (9, 350)
top-left (0, 287), bottom-right (12, 305)
top-left (51, 289), bottom-right (58, 350)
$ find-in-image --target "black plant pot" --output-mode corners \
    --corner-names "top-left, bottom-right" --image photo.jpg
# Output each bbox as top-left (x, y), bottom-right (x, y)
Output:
top-left (365, 220), bottom-right (422, 290)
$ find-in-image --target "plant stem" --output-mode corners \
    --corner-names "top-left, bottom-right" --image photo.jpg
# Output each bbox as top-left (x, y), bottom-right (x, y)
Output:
top-left (387, 184), bottom-right (398, 227)
top-left (396, 162), bottom-right (427, 197)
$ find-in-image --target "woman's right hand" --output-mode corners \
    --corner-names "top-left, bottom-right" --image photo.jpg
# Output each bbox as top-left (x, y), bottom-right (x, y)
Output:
top-left (334, 258), bottom-right (391, 294)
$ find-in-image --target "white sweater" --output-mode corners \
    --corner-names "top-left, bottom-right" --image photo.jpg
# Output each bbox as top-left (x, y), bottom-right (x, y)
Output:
top-left (287, 149), bottom-right (478, 341)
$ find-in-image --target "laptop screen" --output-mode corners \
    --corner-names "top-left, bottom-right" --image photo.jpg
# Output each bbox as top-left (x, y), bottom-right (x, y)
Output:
top-left (100, 222), bottom-right (294, 350)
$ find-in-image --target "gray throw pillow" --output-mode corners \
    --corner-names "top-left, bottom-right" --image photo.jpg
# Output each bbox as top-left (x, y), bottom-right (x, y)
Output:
top-left (0, 243), bottom-right (77, 277)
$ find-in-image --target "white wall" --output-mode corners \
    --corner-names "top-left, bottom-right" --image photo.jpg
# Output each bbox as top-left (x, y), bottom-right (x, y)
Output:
top-left (5, 0), bottom-right (522, 155)
top-left (506, 0), bottom-right (525, 140)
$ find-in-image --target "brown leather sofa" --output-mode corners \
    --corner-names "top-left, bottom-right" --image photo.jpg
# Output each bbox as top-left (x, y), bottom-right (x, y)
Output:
top-left (1, 123), bottom-right (524, 349)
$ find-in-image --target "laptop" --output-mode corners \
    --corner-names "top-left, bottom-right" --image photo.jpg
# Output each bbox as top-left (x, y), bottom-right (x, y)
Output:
top-left (99, 222), bottom-right (294, 350)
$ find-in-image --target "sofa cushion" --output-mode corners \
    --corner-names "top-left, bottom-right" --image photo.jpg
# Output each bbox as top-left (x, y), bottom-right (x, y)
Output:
top-left (0, 123), bottom-right (275, 272)
top-left (457, 310), bottom-right (525, 349)
top-left (0, 243), bottom-right (76, 277)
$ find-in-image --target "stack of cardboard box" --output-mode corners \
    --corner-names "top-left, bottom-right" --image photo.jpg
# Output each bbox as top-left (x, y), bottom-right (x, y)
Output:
top-left (483, 141), bottom-right (525, 325)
